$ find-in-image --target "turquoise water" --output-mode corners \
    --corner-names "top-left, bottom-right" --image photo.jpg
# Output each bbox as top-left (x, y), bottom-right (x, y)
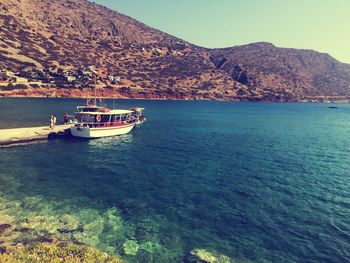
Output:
top-left (0, 98), bottom-right (350, 262)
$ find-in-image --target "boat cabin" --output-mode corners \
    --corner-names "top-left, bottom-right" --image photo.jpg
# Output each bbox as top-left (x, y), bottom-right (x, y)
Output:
top-left (75, 109), bottom-right (136, 128)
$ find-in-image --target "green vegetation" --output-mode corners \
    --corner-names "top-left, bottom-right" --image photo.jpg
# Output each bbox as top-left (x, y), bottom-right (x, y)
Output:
top-left (1, 83), bottom-right (15, 91)
top-left (0, 243), bottom-right (122, 263)
top-left (0, 83), bottom-right (29, 91)
top-left (15, 84), bottom-right (29, 90)
top-left (30, 83), bottom-right (40, 89)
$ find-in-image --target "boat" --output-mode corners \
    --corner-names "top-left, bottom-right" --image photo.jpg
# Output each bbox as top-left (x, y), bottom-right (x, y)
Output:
top-left (70, 105), bottom-right (137, 138)
top-left (70, 73), bottom-right (145, 138)
top-left (329, 105), bottom-right (338, 109)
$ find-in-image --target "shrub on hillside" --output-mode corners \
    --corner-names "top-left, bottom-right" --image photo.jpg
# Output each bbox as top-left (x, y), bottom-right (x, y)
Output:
top-left (2, 83), bottom-right (15, 91)
top-left (15, 84), bottom-right (29, 90)
top-left (30, 84), bottom-right (40, 89)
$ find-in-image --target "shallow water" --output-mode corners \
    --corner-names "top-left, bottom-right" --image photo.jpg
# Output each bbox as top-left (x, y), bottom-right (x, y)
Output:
top-left (0, 98), bottom-right (350, 262)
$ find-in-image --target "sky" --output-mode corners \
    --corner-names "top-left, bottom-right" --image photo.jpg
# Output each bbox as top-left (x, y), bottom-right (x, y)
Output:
top-left (93, 0), bottom-right (350, 64)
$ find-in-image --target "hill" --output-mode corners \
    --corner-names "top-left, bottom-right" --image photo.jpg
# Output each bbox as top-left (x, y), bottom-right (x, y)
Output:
top-left (0, 0), bottom-right (350, 101)
top-left (210, 42), bottom-right (350, 101)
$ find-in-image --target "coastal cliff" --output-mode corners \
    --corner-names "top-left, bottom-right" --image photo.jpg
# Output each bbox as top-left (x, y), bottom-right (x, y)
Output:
top-left (210, 42), bottom-right (350, 101)
top-left (0, 0), bottom-right (350, 101)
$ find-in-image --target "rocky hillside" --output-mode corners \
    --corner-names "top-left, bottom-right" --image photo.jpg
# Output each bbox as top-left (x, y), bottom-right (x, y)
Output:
top-left (0, 0), bottom-right (350, 101)
top-left (210, 43), bottom-right (350, 101)
top-left (0, 0), bottom-right (241, 100)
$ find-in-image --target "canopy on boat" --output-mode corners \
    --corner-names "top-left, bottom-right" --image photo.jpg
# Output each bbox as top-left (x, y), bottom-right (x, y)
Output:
top-left (78, 109), bottom-right (133, 115)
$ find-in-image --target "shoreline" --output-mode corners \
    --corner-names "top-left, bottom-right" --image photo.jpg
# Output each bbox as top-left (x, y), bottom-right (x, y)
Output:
top-left (0, 86), bottom-right (349, 103)
top-left (0, 94), bottom-right (349, 103)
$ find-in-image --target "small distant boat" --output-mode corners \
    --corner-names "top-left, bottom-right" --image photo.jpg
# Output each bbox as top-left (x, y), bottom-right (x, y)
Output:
top-left (329, 106), bottom-right (338, 109)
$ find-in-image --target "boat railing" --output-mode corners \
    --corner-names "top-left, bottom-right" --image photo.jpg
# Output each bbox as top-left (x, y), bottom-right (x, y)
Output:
top-left (76, 120), bottom-right (136, 128)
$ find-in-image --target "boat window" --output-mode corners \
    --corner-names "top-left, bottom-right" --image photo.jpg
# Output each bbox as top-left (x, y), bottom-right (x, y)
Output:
top-left (100, 115), bottom-right (110, 123)
top-left (76, 113), bottom-right (95, 123)
top-left (113, 115), bottom-right (121, 122)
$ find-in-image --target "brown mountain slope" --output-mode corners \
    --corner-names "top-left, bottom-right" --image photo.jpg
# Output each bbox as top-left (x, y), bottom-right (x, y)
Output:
top-left (0, 0), bottom-right (350, 101)
top-left (210, 43), bottom-right (350, 101)
top-left (0, 0), bottom-right (243, 99)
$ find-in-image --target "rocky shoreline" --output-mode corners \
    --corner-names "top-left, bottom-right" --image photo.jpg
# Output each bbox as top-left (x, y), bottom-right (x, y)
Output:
top-left (1, 88), bottom-right (349, 103)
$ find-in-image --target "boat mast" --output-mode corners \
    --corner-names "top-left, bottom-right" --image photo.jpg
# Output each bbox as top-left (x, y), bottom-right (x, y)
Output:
top-left (86, 88), bottom-right (89, 106)
top-left (94, 75), bottom-right (97, 106)
top-left (85, 76), bottom-right (90, 106)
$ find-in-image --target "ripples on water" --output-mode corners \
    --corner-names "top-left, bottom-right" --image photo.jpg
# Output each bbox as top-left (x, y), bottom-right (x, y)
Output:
top-left (0, 98), bottom-right (350, 262)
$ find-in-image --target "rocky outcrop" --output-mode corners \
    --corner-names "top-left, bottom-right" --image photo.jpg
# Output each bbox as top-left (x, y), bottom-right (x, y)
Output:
top-left (185, 248), bottom-right (234, 263)
top-left (122, 240), bottom-right (139, 256)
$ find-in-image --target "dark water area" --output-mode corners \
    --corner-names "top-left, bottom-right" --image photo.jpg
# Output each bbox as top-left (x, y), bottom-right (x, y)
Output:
top-left (0, 98), bottom-right (350, 262)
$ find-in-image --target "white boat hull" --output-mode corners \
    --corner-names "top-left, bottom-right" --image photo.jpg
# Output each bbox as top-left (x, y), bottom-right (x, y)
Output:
top-left (70, 124), bottom-right (135, 138)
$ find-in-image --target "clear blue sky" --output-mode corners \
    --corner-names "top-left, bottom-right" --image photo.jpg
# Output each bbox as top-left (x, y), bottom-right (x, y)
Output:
top-left (93, 0), bottom-right (350, 64)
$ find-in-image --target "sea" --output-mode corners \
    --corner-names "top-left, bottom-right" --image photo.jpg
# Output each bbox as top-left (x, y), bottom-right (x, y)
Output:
top-left (0, 98), bottom-right (349, 262)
